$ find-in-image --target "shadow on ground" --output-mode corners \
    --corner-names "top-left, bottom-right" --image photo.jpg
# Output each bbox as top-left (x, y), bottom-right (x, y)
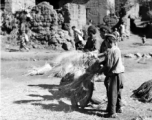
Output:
top-left (13, 84), bottom-right (106, 117)
top-left (6, 48), bottom-right (20, 52)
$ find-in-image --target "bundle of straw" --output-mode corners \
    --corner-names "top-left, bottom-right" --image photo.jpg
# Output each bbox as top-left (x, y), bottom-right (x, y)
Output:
top-left (59, 59), bottom-right (103, 108)
top-left (26, 51), bottom-right (85, 76)
top-left (131, 80), bottom-right (152, 103)
top-left (48, 50), bottom-right (97, 78)
top-left (26, 63), bottom-right (52, 76)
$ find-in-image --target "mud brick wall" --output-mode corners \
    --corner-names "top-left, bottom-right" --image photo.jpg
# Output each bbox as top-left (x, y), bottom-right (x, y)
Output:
top-left (62, 3), bottom-right (86, 30)
top-left (86, 0), bottom-right (107, 26)
top-left (86, 0), bottom-right (115, 26)
top-left (59, 0), bottom-right (115, 28)
top-left (5, 0), bottom-right (35, 13)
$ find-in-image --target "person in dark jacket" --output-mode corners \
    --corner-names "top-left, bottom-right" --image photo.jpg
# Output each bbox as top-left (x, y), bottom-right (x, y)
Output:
top-left (84, 25), bottom-right (102, 52)
top-left (97, 34), bottom-right (125, 118)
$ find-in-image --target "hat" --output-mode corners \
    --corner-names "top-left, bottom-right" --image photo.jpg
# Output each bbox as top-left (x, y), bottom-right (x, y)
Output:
top-left (99, 25), bottom-right (112, 33)
top-left (105, 34), bottom-right (116, 40)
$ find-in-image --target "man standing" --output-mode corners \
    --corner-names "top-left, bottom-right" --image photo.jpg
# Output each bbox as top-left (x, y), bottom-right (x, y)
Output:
top-left (98, 34), bottom-right (125, 118)
top-left (19, 31), bottom-right (29, 51)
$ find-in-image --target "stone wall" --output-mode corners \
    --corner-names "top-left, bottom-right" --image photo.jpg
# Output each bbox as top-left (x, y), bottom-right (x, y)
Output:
top-left (4, 0), bottom-right (115, 27)
top-left (86, 0), bottom-right (115, 26)
top-left (60, 0), bottom-right (115, 29)
top-left (5, 0), bottom-right (35, 13)
top-left (128, 3), bottom-right (139, 19)
top-left (62, 3), bottom-right (86, 30)
top-left (123, 2), bottom-right (140, 36)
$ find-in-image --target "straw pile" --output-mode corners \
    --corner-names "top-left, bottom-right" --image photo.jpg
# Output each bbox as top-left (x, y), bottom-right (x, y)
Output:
top-left (26, 50), bottom-right (104, 107)
top-left (58, 53), bottom-right (103, 108)
top-left (26, 63), bottom-right (52, 76)
top-left (132, 80), bottom-right (152, 103)
top-left (26, 51), bottom-right (95, 77)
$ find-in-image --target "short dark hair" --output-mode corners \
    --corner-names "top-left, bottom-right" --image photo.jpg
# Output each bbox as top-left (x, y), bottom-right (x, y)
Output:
top-left (72, 26), bottom-right (76, 29)
top-left (88, 25), bottom-right (96, 34)
top-left (106, 36), bottom-right (116, 44)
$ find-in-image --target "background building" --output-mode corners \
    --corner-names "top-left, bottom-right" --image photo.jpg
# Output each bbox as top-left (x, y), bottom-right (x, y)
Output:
top-left (2, 0), bottom-right (115, 28)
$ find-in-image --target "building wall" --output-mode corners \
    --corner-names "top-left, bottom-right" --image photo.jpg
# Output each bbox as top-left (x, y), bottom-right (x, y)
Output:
top-left (5, 0), bottom-right (12, 12)
top-left (86, 0), bottom-right (115, 25)
top-left (130, 3), bottom-right (140, 19)
top-left (5, 0), bottom-right (35, 13)
top-left (4, 0), bottom-right (115, 27)
top-left (60, 0), bottom-right (115, 29)
top-left (123, 2), bottom-right (140, 36)
top-left (62, 3), bottom-right (86, 30)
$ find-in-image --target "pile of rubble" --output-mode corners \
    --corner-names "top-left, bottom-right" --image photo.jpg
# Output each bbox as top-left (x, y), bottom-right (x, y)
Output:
top-left (0, 2), bottom-right (75, 51)
top-left (30, 2), bottom-right (58, 34)
top-left (29, 2), bottom-right (74, 50)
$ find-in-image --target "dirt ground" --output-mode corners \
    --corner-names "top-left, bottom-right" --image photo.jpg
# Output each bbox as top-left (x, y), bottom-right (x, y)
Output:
top-left (1, 34), bottom-right (152, 120)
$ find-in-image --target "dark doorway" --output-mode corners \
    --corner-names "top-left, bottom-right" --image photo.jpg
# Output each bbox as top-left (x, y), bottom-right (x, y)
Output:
top-left (139, 6), bottom-right (149, 21)
top-left (1, 0), bottom-right (5, 10)
top-left (36, 0), bottom-right (60, 9)
top-left (1, 0), bottom-right (5, 4)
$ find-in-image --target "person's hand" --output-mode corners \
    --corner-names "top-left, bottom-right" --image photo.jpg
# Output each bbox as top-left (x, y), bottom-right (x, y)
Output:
top-left (89, 52), bottom-right (98, 58)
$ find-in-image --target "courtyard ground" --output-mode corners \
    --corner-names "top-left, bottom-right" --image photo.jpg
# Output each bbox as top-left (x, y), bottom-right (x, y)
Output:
top-left (1, 34), bottom-right (152, 120)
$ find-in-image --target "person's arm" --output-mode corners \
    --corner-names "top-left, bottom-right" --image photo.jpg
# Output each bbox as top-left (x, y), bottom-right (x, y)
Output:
top-left (75, 29), bottom-right (83, 36)
top-left (98, 52), bottom-right (105, 58)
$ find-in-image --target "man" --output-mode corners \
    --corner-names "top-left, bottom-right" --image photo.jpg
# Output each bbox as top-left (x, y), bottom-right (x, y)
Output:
top-left (142, 35), bottom-right (146, 44)
top-left (84, 25), bottom-right (102, 53)
top-left (97, 34), bottom-right (125, 118)
top-left (19, 31), bottom-right (29, 51)
top-left (72, 26), bottom-right (85, 50)
top-left (99, 25), bottom-right (112, 53)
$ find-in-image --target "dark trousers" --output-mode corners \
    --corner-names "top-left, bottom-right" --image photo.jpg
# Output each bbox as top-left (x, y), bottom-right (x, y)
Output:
top-left (104, 73), bottom-right (124, 114)
top-left (75, 41), bottom-right (84, 50)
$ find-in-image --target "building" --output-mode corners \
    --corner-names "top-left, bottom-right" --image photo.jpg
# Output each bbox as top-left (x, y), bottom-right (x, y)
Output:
top-left (58, 0), bottom-right (115, 29)
top-left (86, 0), bottom-right (115, 25)
top-left (3, 0), bottom-right (115, 28)
top-left (3, 0), bottom-right (35, 13)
